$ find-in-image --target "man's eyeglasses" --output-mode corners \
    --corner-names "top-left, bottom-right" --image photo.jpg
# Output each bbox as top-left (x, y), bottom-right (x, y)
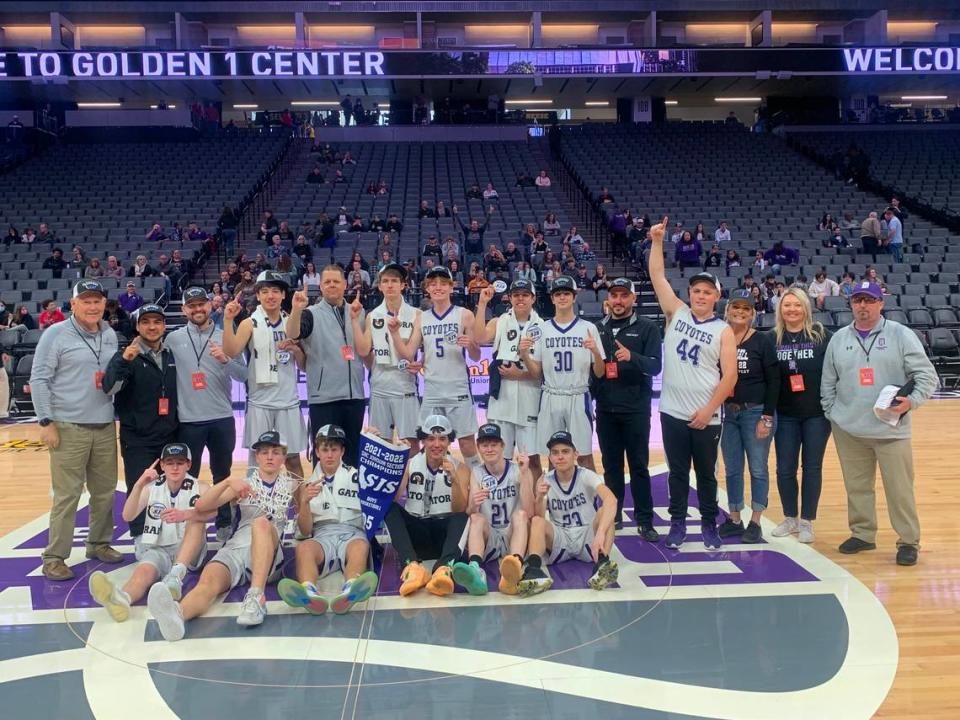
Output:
top-left (851, 296), bottom-right (882, 305)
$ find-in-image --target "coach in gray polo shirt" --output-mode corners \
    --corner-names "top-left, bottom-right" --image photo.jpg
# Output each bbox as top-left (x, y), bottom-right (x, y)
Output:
top-left (166, 286), bottom-right (247, 541)
top-left (31, 280), bottom-right (122, 580)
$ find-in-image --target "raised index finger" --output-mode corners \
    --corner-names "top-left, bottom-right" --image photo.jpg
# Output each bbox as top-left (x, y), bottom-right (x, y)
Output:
top-left (151, 458), bottom-right (161, 469)
top-left (661, 215), bottom-right (669, 229)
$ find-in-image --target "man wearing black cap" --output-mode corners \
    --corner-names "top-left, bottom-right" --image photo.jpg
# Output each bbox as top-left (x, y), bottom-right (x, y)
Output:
top-left (593, 278), bottom-right (663, 538)
top-left (31, 279), bottom-right (122, 580)
top-left (167, 287), bottom-right (248, 542)
top-left (103, 304), bottom-right (180, 538)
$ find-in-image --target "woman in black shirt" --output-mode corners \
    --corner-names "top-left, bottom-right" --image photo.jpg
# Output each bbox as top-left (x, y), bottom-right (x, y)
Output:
top-left (719, 289), bottom-right (780, 543)
top-left (771, 288), bottom-right (831, 543)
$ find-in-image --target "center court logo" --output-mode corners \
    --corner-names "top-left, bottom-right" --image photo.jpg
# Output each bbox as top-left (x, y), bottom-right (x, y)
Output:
top-left (0, 467), bottom-right (898, 719)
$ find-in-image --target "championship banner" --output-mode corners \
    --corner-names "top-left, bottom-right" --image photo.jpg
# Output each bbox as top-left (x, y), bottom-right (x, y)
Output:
top-left (357, 431), bottom-right (409, 540)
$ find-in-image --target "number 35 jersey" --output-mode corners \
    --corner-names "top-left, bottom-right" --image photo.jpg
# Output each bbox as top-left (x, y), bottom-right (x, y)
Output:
top-left (660, 305), bottom-right (726, 425)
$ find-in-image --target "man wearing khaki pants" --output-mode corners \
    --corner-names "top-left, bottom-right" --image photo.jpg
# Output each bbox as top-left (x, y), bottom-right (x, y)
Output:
top-left (30, 280), bottom-right (123, 580)
top-left (821, 281), bottom-right (939, 566)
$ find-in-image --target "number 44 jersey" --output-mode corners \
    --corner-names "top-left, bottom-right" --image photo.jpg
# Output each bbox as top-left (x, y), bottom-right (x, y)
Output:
top-left (660, 305), bottom-right (726, 425)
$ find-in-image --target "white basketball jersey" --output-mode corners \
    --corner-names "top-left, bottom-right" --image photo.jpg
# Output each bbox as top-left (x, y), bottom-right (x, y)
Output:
top-left (544, 466), bottom-right (603, 529)
top-left (307, 462), bottom-right (363, 528)
top-left (420, 305), bottom-right (470, 400)
top-left (660, 305), bottom-right (726, 425)
top-left (535, 318), bottom-right (605, 394)
top-left (404, 451), bottom-right (456, 518)
top-left (487, 313), bottom-right (541, 427)
top-left (247, 315), bottom-right (300, 410)
top-left (473, 460), bottom-right (521, 530)
top-left (140, 475), bottom-right (201, 548)
top-left (369, 301), bottom-right (418, 398)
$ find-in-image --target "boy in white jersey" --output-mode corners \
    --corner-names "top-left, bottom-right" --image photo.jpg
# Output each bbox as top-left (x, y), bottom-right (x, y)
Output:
top-left (518, 431), bottom-right (619, 597)
top-left (518, 275), bottom-right (605, 470)
top-left (278, 424), bottom-right (379, 615)
top-left (222, 270), bottom-right (308, 479)
top-left (88, 443), bottom-right (210, 622)
top-left (147, 431), bottom-right (298, 640)
top-left (648, 216), bottom-right (737, 551)
top-left (352, 262), bottom-right (422, 450)
top-left (389, 266), bottom-right (483, 472)
top-left (382, 414), bottom-right (471, 597)
top-left (451, 423), bottom-right (535, 595)
top-left (473, 279), bottom-right (543, 480)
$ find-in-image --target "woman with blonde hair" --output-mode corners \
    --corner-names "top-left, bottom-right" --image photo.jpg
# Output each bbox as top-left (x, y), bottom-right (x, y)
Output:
top-left (771, 288), bottom-right (832, 543)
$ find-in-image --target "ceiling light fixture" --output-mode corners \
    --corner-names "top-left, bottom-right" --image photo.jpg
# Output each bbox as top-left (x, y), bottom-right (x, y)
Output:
top-left (665, 100), bottom-right (679, 106)
top-left (505, 99), bottom-right (553, 105)
top-left (900, 95), bottom-right (947, 101)
top-left (77, 102), bottom-right (122, 108)
top-left (714, 97), bottom-right (762, 103)
top-left (233, 104), bottom-right (259, 109)
top-left (291, 101), bottom-right (342, 106)
top-left (585, 101), bottom-right (609, 106)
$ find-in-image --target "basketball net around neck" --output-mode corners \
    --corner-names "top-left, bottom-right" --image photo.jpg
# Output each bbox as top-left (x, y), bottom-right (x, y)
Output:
top-left (247, 468), bottom-right (302, 535)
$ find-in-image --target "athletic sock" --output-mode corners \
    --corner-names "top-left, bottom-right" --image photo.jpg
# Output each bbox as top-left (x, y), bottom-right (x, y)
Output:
top-left (593, 552), bottom-right (609, 572)
top-left (169, 563), bottom-right (187, 580)
top-left (526, 554), bottom-right (542, 569)
top-left (469, 554), bottom-right (483, 566)
top-left (117, 589), bottom-right (131, 605)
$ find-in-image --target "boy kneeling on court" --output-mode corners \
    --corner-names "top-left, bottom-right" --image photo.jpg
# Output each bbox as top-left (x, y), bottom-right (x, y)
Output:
top-left (148, 430), bottom-right (297, 640)
top-left (383, 414), bottom-right (471, 597)
top-left (451, 422), bottom-right (535, 595)
top-left (278, 424), bottom-right (379, 615)
top-left (518, 431), bottom-right (619, 597)
top-left (89, 443), bottom-right (209, 622)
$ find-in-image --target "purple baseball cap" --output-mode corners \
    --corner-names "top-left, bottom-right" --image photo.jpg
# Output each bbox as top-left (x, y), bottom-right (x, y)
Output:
top-left (851, 281), bottom-right (883, 300)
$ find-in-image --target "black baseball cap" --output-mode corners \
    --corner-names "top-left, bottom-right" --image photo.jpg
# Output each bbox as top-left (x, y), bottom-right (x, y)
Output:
top-left (727, 289), bottom-right (753, 306)
top-left (546, 430), bottom-right (576, 450)
top-left (255, 270), bottom-right (290, 290)
top-left (688, 272), bottom-right (722, 291)
top-left (609, 278), bottom-right (634, 293)
top-left (72, 280), bottom-right (106, 298)
top-left (315, 424), bottom-right (347, 444)
top-left (476, 423), bottom-right (504, 442)
top-left (378, 262), bottom-right (407, 281)
top-left (161, 443), bottom-right (192, 462)
top-left (252, 430), bottom-right (287, 450)
top-left (510, 279), bottom-right (535, 294)
top-left (136, 304), bottom-right (165, 322)
top-left (182, 286), bottom-right (208, 304)
top-left (550, 276), bottom-right (577, 294)
top-left (425, 266), bottom-right (454, 282)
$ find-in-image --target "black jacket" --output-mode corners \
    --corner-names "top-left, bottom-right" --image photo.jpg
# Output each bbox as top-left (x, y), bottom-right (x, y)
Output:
top-left (592, 314), bottom-right (662, 412)
top-left (103, 345), bottom-right (179, 444)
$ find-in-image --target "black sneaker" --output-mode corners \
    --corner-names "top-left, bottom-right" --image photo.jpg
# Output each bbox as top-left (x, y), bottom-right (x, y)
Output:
top-left (718, 518), bottom-right (744, 538)
top-left (838, 537), bottom-right (877, 554)
top-left (614, 520), bottom-right (623, 531)
top-left (741, 521), bottom-right (763, 544)
top-left (896, 545), bottom-right (918, 566)
top-left (638, 524), bottom-right (660, 543)
top-left (517, 565), bottom-right (553, 598)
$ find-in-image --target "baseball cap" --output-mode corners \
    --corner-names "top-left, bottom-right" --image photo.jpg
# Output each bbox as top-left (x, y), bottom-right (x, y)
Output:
top-left (609, 278), bottom-right (634, 293)
top-left (546, 430), bottom-right (576, 450)
top-left (182, 286), bottom-right (208, 304)
top-left (688, 272), bottom-right (722, 292)
top-left (255, 270), bottom-right (290, 290)
top-left (252, 429), bottom-right (287, 450)
top-left (161, 443), bottom-right (192, 463)
top-left (727, 289), bottom-right (753, 306)
top-left (476, 423), bottom-right (503, 442)
top-left (419, 414), bottom-right (454, 438)
top-left (425, 266), bottom-right (454, 282)
top-left (378, 262), bottom-right (407, 280)
top-left (73, 280), bottom-right (106, 298)
top-left (136, 304), bottom-right (165, 322)
top-left (509, 278), bottom-right (535, 294)
top-left (315, 424), bottom-right (347, 444)
top-left (550, 276), bottom-right (577, 294)
top-left (851, 281), bottom-right (884, 300)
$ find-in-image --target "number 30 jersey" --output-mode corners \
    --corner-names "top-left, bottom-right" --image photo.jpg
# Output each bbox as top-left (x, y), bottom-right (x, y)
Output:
top-left (660, 305), bottom-right (726, 425)
top-left (534, 318), bottom-right (605, 394)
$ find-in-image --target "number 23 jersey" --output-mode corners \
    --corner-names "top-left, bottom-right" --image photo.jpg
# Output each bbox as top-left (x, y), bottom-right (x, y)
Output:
top-left (660, 305), bottom-right (726, 425)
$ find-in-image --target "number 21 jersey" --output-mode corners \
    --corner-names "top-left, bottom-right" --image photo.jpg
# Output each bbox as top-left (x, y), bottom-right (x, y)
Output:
top-left (660, 305), bottom-right (726, 425)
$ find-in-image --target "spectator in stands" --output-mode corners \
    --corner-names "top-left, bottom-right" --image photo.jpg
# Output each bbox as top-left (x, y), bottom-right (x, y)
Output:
top-left (703, 243), bottom-right (723, 269)
top-left (351, 252), bottom-right (370, 273)
top-left (597, 187), bottom-right (615, 204)
top-left (208, 295), bottom-right (225, 331)
top-left (103, 299), bottom-right (130, 337)
top-left (331, 207), bottom-right (349, 228)
top-left (579, 242), bottom-right (596, 262)
top-left (349, 216), bottom-right (366, 233)
top-left (742, 274), bottom-right (757, 295)
top-left (863, 267), bottom-right (887, 292)
top-left (502, 241), bottom-right (522, 264)
top-left (725, 249), bottom-right (742, 270)
top-left (274, 221), bottom-right (293, 244)
top-left (484, 245), bottom-right (509, 279)
top-left (453, 204), bottom-right (495, 269)
top-left (300, 262), bottom-right (321, 293)
top-left (541, 212), bottom-right (561, 237)
top-left (21, 226), bottom-right (36, 245)
top-left (307, 166), bottom-right (325, 184)
top-left (211, 281), bottom-right (224, 298)
top-left (340, 96), bottom-right (353, 125)
top-left (42, 248), bottom-right (67, 279)
top-left (84, 257), bottom-right (104, 279)
top-left (574, 265), bottom-right (590, 290)
top-left (448, 260), bottom-right (465, 291)
top-left (565, 224), bottom-right (584, 250)
top-left (118, 282), bottom-right (144, 314)
top-left (292, 235), bottom-right (312, 269)
top-left (610, 208), bottom-right (628, 260)
top-left (0, 302), bottom-right (11, 330)
top-left (824, 225), bottom-right (849, 248)
top-left (341, 151), bottom-right (357, 165)
top-left (14, 305), bottom-right (36, 330)
top-left (591, 264), bottom-right (611, 299)
top-left (750, 285), bottom-right (766, 315)
top-left (467, 264), bottom-right (490, 301)
top-left (4, 226), bottom-right (18, 246)
top-left (483, 182), bottom-right (499, 201)
top-left (346, 260), bottom-right (370, 303)
top-left (763, 241), bottom-right (799, 273)
top-left (839, 272), bottom-right (857, 298)
top-left (715, 221), bottom-right (731, 244)
top-left (886, 197), bottom-right (908, 228)
top-left (39, 299), bottom-right (66, 329)
top-left (762, 274), bottom-right (778, 301)
top-left (515, 172), bottom-right (535, 188)
top-left (689, 222), bottom-right (705, 244)
top-left (818, 214), bottom-right (835, 231)
top-left (418, 200), bottom-right (435, 219)
top-left (375, 250), bottom-right (393, 277)
top-left (670, 222), bottom-right (684, 244)
top-left (859, 211), bottom-right (882, 255)
top-left (440, 235), bottom-right (460, 261)
top-left (674, 231), bottom-right (703, 269)
top-left (333, 169), bottom-right (347, 184)
top-left (145, 224), bottom-right (166, 243)
top-left (530, 232), bottom-right (549, 265)
top-left (227, 261), bottom-right (243, 285)
top-left (128, 255), bottom-right (154, 279)
top-left (520, 223), bottom-right (538, 250)
top-left (422, 234), bottom-right (443, 260)
top-left (366, 215), bottom-right (384, 233)
top-left (235, 270), bottom-right (256, 301)
top-left (725, 111), bottom-right (739, 126)
top-left (215, 205), bottom-right (238, 257)
top-left (563, 257), bottom-right (578, 276)
top-left (767, 281), bottom-right (787, 314)
top-left (275, 255), bottom-right (297, 289)
top-left (104, 256), bottom-right (124, 280)
top-left (807, 271), bottom-right (840, 310)
top-left (841, 211), bottom-right (858, 231)
top-left (748, 250), bottom-right (765, 272)
top-left (515, 261), bottom-right (536, 285)
top-left (69, 245), bottom-right (88, 270)
top-left (535, 170), bottom-right (552, 188)
top-left (365, 180), bottom-right (379, 195)
top-left (37, 222), bottom-right (56, 246)
top-left (435, 200), bottom-right (451, 218)
top-left (266, 235), bottom-right (290, 264)
top-left (385, 213), bottom-right (403, 234)
top-left (883, 209), bottom-right (904, 263)
top-left (540, 259), bottom-right (559, 286)
top-left (467, 183), bottom-right (483, 200)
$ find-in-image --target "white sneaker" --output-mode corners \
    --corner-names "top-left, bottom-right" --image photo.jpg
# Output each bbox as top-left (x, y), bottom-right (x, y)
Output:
top-left (162, 572), bottom-right (183, 601)
top-left (236, 591), bottom-right (267, 627)
top-left (771, 517), bottom-right (799, 537)
top-left (798, 519), bottom-right (815, 544)
top-left (89, 571), bottom-right (131, 623)
top-left (148, 582), bottom-right (185, 641)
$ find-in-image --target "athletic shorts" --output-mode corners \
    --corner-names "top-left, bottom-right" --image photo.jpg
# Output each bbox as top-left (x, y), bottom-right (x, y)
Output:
top-left (210, 525), bottom-right (285, 590)
top-left (536, 391), bottom-right (594, 456)
top-left (134, 536), bottom-right (206, 577)
top-left (420, 397), bottom-right (479, 438)
top-left (306, 522), bottom-right (368, 579)
top-left (545, 520), bottom-right (595, 565)
top-left (482, 525), bottom-right (511, 563)
top-left (369, 393), bottom-right (421, 441)
top-left (243, 404), bottom-right (308, 455)
top-left (492, 421), bottom-right (538, 459)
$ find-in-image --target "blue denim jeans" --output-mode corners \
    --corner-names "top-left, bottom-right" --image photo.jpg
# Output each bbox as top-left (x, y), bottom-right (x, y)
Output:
top-left (774, 413), bottom-right (831, 520)
top-left (721, 404), bottom-right (774, 512)
top-left (889, 242), bottom-right (903, 263)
